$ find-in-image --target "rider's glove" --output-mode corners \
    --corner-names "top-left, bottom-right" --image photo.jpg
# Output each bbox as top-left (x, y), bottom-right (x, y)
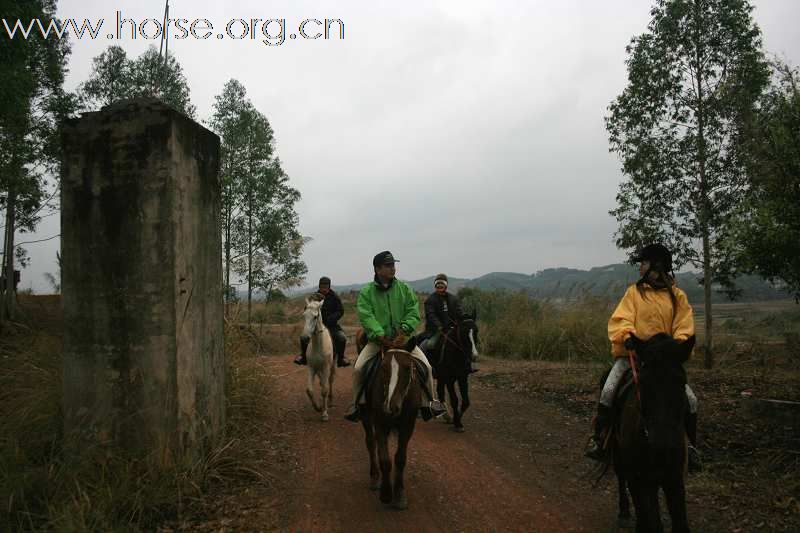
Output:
top-left (624, 335), bottom-right (637, 351)
top-left (391, 334), bottom-right (408, 349)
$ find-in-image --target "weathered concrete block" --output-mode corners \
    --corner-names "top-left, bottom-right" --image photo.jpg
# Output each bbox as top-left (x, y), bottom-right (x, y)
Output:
top-left (61, 98), bottom-right (224, 464)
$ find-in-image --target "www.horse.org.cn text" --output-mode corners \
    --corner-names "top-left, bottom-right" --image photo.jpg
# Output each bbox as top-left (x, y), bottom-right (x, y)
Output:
top-left (2, 10), bottom-right (345, 47)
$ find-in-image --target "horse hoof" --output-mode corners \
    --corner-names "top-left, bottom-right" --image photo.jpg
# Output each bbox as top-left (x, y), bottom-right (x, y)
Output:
top-left (617, 515), bottom-right (634, 529)
top-left (369, 478), bottom-right (380, 491)
top-left (453, 426), bottom-right (465, 433)
top-left (392, 496), bottom-right (408, 510)
top-left (321, 413), bottom-right (329, 422)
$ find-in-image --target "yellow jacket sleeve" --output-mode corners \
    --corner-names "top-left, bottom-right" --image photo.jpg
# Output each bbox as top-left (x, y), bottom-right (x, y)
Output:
top-left (608, 285), bottom-right (638, 358)
top-left (671, 287), bottom-right (695, 343)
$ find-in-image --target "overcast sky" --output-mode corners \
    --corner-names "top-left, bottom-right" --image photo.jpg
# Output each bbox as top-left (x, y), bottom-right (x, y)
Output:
top-left (12, 0), bottom-right (800, 292)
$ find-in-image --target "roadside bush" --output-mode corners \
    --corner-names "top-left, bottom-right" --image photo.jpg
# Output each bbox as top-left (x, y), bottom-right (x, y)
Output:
top-left (458, 288), bottom-right (612, 361)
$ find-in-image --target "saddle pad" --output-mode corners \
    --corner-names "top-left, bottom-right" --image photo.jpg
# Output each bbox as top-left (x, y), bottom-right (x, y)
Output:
top-left (359, 351), bottom-right (429, 403)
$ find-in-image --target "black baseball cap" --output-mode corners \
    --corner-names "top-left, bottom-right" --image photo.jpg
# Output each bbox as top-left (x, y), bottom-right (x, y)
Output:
top-left (372, 251), bottom-right (399, 267)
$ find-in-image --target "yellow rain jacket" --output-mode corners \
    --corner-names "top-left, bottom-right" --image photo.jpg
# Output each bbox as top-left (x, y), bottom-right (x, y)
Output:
top-left (608, 283), bottom-right (694, 358)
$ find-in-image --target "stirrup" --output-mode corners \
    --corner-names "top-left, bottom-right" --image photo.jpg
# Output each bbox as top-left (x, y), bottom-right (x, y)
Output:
top-left (344, 404), bottom-right (361, 422)
top-left (429, 400), bottom-right (447, 418)
top-left (585, 436), bottom-right (606, 461)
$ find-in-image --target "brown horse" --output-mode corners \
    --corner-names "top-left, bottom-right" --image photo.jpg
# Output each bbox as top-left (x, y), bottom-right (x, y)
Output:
top-left (612, 333), bottom-right (695, 533)
top-left (356, 331), bottom-right (422, 509)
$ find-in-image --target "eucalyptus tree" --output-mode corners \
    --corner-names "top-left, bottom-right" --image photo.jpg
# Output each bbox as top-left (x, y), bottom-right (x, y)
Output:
top-left (1, 0), bottom-right (72, 320)
top-left (732, 61), bottom-right (800, 299)
top-left (78, 45), bottom-right (195, 117)
top-left (606, 0), bottom-right (770, 367)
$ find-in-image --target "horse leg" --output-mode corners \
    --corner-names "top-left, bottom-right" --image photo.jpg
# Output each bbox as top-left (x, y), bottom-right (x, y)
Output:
top-left (362, 418), bottom-right (380, 491)
top-left (320, 368), bottom-right (330, 421)
top-left (447, 381), bottom-right (463, 432)
top-left (627, 476), bottom-right (651, 533)
top-left (663, 475), bottom-right (690, 533)
top-left (436, 379), bottom-right (452, 423)
top-left (306, 369), bottom-right (321, 412)
top-left (363, 419), bottom-right (380, 491)
top-left (616, 471), bottom-right (634, 529)
top-left (458, 375), bottom-right (470, 413)
top-left (328, 357), bottom-right (336, 406)
top-left (636, 482), bottom-right (663, 533)
top-left (392, 421), bottom-right (414, 510)
top-left (376, 427), bottom-right (393, 504)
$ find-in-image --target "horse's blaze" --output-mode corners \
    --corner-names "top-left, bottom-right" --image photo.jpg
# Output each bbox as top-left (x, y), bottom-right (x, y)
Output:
top-left (384, 356), bottom-right (400, 414)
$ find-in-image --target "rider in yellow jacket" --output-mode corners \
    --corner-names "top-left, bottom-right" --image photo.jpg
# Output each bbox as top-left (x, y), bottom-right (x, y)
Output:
top-left (586, 244), bottom-right (702, 472)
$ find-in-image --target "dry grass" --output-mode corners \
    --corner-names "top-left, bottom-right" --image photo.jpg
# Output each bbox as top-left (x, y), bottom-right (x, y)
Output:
top-left (0, 295), bottom-right (286, 532)
top-left (475, 298), bottom-right (800, 532)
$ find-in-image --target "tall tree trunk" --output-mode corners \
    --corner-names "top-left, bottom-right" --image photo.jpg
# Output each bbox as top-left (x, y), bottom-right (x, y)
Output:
top-left (247, 203), bottom-right (253, 326)
top-left (695, 11), bottom-right (714, 369)
top-left (1, 189), bottom-right (17, 322)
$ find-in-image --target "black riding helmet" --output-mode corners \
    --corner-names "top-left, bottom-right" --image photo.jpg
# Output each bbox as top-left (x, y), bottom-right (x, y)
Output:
top-left (632, 243), bottom-right (673, 273)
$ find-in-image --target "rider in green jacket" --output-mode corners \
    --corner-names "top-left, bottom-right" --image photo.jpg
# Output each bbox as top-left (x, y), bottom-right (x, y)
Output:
top-left (344, 251), bottom-right (446, 422)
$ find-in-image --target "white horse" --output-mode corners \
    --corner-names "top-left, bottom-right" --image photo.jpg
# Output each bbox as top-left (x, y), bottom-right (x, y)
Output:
top-left (301, 297), bottom-right (335, 421)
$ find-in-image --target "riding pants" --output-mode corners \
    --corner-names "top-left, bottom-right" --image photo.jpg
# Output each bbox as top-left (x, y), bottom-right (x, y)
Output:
top-left (351, 342), bottom-right (438, 405)
top-left (419, 332), bottom-right (441, 354)
top-left (599, 357), bottom-right (698, 413)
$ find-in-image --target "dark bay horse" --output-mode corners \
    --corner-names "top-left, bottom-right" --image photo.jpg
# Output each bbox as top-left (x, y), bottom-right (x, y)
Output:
top-left (612, 333), bottom-right (695, 533)
top-left (356, 335), bottom-right (422, 510)
top-left (429, 312), bottom-right (479, 432)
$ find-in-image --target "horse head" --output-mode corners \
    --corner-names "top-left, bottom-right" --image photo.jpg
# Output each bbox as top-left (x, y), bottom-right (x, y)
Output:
top-left (301, 297), bottom-right (325, 340)
top-left (632, 333), bottom-right (694, 459)
top-left (457, 310), bottom-right (480, 359)
top-left (376, 350), bottom-right (419, 417)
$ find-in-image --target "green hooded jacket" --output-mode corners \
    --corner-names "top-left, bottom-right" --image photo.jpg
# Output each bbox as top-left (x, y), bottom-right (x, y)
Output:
top-left (357, 277), bottom-right (421, 342)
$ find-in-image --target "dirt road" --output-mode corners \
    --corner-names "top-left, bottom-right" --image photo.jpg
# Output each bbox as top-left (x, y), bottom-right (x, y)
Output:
top-left (246, 351), bottom-right (624, 533)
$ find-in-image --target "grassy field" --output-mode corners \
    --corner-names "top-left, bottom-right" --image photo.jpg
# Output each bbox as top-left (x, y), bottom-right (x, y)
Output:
top-left (2, 293), bottom-right (797, 530)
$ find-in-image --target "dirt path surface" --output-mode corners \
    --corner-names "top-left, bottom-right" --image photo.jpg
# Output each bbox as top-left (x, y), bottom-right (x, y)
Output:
top-left (244, 350), bottom-right (626, 533)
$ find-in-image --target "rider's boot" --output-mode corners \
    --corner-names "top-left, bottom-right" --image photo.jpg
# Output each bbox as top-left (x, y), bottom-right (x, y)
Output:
top-left (585, 404), bottom-right (612, 461)
top-left (344, 403), bottom-right (362, 422)
top-left (333, 336), bottom-right (350, 367)
top-left (686, 412), bottom-right (703, 473)
top-left (294, 338), bottom-right (309, 365)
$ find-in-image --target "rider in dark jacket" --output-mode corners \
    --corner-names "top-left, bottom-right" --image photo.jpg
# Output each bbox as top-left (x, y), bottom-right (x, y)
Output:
top-left (419, 274), bottom-right (476, 372)
top-left (294, 277), bottom-right (350, 367)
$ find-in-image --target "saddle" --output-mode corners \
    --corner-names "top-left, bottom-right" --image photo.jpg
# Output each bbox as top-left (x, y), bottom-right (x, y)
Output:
top-left (612, 369), bottom-right (636, 409)
top-left (357, 349), bottom-right (431, 405)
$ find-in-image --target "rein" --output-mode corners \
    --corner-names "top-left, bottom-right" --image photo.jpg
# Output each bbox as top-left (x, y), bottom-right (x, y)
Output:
top-left (627, 348), bottom-right (641, 401)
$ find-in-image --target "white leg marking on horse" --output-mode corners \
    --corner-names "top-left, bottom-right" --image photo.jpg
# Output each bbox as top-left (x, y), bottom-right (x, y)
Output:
top-left (385, 355), bottom-right (399, 413)
top-left (469, 330), bottom-right (479, 357)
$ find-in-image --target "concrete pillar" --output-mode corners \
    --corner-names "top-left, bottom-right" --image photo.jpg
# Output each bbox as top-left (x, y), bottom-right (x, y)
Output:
top-left (60, 99), bottom-right (224, 464)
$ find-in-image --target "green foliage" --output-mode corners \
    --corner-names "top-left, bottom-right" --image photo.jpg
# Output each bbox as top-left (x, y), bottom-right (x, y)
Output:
top-left (732, 61), bottom-right (800, 298)
top-left (78, 45), bottom-right (196, 117)
top-left (457, 288), bottom-right (612, 361)
top-left (209, 79), bottom-right (307, 309)
top-left (605, 0), bottom-right (770, 366)
top-left (1, 0), bottom-right (74, 321)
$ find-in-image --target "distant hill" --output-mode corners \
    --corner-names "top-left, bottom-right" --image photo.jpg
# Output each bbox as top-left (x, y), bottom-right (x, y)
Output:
top-left (286, 264), bottom-right (791, 303)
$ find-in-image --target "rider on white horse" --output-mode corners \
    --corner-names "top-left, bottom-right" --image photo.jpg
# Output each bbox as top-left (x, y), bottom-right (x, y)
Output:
top-left (295, 276), bottom-right (351, 368)
top-left (344, 251), bottom-right (447, 422)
